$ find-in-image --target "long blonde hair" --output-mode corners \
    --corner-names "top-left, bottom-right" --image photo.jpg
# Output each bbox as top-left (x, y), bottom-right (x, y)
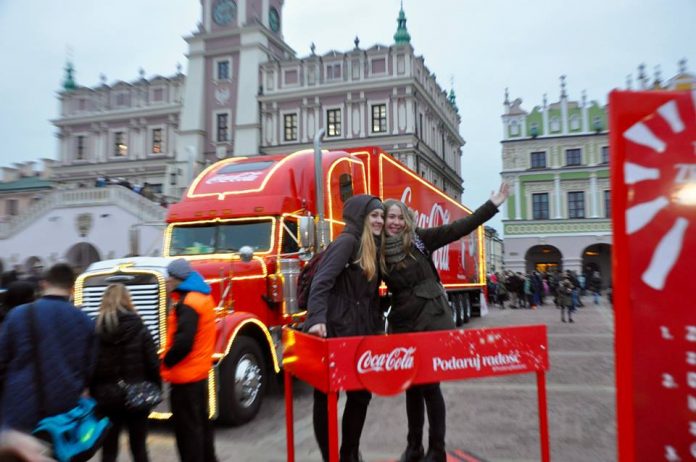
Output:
top-left (380, 199), bottom-right (416, 274)
top-left (356, 214), bottom-right (379, 281)
top-left (96, 283), bottom-right (137, 334)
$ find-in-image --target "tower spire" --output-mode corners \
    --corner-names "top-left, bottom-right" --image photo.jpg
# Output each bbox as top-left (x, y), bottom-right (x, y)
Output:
top-left (393, 2), bottom-right (411, 45)
top-left (62, 60), bottom-right (77, 91)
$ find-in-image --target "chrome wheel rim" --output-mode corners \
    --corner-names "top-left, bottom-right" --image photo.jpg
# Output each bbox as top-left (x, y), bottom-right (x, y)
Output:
top-left (234, 353), bottom-right (262, 408)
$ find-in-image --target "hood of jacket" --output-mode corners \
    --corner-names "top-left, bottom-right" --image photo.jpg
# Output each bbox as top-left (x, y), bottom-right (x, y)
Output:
top-left (341, 194), bottom-right (381, 240)
top-left (174, 271), bottom-right (211, 294)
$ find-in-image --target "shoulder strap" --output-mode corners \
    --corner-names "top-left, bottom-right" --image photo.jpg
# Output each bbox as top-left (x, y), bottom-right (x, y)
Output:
top-left (28, 303), bottom-right (47, 419)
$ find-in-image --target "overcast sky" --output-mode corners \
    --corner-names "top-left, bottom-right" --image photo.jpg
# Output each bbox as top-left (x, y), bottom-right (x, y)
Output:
top-left (0, 0), bottom-right (694, 231)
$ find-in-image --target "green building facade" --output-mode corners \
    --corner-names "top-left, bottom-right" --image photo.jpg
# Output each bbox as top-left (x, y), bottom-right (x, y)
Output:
top-left (500, 76), bottom-right (612, 282)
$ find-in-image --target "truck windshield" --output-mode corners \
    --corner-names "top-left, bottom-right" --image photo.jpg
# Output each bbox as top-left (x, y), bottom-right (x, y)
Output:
top-left (168, 219), bottom-right (273, 256)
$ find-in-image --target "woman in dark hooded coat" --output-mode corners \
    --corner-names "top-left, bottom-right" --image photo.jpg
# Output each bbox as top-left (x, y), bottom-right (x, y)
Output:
top-left (90, 283), bottom-right (160, 462)
top-left (381, 183), bottom-right (508, 462)
top-left (305, 194), bottom-right (384, 462)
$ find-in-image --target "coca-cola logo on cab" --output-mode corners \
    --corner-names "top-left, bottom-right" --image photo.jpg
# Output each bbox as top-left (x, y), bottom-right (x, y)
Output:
top-left (355, 336), bottom-right (419, 396)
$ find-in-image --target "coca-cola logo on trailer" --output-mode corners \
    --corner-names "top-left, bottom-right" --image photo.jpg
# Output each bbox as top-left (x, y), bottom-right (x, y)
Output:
top-left (355, 335), bottom-right (418, 396)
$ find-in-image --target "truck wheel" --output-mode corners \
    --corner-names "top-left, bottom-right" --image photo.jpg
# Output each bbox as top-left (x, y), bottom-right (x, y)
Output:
top-left (449, 296), bottom-right (460, 326)
top-left (217, 336), bottom-right (267, 425)
top-left (461, 293), bottom-right (471, 324)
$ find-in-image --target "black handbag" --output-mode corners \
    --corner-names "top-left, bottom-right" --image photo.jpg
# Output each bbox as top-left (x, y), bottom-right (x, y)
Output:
top-left (122, 380), bottom-right (162, 412)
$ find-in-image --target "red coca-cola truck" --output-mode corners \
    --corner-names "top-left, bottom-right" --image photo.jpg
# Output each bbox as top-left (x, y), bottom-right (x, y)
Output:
top-left (74, 144), bottom-right (487, 425)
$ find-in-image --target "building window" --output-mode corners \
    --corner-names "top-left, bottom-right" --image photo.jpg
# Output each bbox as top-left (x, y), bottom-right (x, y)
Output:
top-left (570, 114), bottom-right (580, 131)
top-left (217, 60), bottom-right (230, 80)
top-left (532, 193), bottom-right (549, 220)
top-left (530, 151), bottom-right (546, 169)
top-left (371, 104), bottom-right (387, 133)
top-left (568, 191), bottom-right (585, 218)
top-left (6, 199), bottom-right (18, 217)
top-left (601, 146), bottom-right (609, 164)
top-left (371, 58), bottom-right (386, 74)
top-left (115, 93), bottom-right (126, 106)
top-left (114, 132), bottom-right (127, 157)
top-left (75, 136), bottom-right (85, 160)
top-left (284, 69), bottom-right (298, 85)
top-left (509, 120), bottom-right (520, 136)
top-left (550, 117), bottom-right (560, 132)
top-left (604, 190), bottom-right (611, 218)
top-left (326, 109), bottom-right (341, 137)
top-left (216, 113), bottom-right (229, 142)
top-left (283, 113), bottom-right (298, 141)
top-left (565, 148), bottom-right (582, 166)
top-left (151, 128), bottom-right (163, 154)
top-left (326, 63), bottom-right (341, 80)
top-left (351, 59), bottom-right (360, 80)
top-left (152, 88), bottom-right (164, 102)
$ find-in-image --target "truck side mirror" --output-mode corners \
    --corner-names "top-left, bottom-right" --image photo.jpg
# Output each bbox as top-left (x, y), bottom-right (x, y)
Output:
top-left (239, 246), bottom-right (254, 262)
top-left (298, 216), bottom-right (315, 249)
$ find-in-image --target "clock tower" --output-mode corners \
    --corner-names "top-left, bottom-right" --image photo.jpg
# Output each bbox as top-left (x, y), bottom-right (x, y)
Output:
top-left (171, 0), bottom-right (293, 196)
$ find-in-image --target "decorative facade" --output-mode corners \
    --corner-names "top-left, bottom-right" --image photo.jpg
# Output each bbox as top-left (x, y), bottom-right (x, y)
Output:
top-left (501, 76), bottom-right (612, 280)
top-left (501, 62), bottom-right (695, 285)
top-left (484, 226), bottom-right (504, 273)
top-left (0, 0), bottom-right (464, 273)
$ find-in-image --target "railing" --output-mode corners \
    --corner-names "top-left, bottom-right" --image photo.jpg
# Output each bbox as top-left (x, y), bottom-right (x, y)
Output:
top-left (0, 186), bottom-right (167, 239)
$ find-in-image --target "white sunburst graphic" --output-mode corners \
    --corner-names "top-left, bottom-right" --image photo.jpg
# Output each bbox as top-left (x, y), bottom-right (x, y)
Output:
top-left (623, 98), bottom-right (695, 290)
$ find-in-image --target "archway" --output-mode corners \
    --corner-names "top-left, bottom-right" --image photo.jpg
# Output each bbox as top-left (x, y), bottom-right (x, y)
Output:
top-left (525, 245), bottom-right (563, 274)
top-left (65, 242), bottom-right (101, 274)
top-left (581, 243), bottom-right (612, 287)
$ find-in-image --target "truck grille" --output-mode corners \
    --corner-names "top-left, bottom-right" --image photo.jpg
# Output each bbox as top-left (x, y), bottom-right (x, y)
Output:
top-left (80, 282), bottom-right (163, 348)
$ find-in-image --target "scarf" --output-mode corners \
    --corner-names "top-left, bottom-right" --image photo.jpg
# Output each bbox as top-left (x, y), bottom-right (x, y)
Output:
top-left (384, 234), bottom-right (407, 265)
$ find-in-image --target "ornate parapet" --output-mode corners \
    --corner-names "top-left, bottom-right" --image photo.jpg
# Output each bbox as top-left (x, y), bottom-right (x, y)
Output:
top-left (504, 219), bottom-right (611, 236)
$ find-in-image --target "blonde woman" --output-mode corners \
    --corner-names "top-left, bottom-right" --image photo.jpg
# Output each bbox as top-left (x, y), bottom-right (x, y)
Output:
top-left (381, 183), bottom-right (509, 462)
top-left (90, 284), bottom-right (160, 462)
top-left (304, 194), bottom-right (384, 462)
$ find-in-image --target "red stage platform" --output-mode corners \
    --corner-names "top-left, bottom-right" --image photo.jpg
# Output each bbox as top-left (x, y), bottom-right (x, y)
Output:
top-left (282, 325), bottom-right (550, 462)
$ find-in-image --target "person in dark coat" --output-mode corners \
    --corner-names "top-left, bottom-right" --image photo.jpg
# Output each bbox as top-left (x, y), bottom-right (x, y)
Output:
top-left (0, 281), bottom-right (36, 325)
top-left (381, 182), bottom-right (509, 462)
top-left (589, 271), bottom-right (602, 305)
top-left (305, 194), bottom-right (384, 462)
top-left (557, 275), bottom-right (575, 323)
top-left (90, 283), bottom-right (160, 462)
top-left (0, 263), bottom-right (96, 432)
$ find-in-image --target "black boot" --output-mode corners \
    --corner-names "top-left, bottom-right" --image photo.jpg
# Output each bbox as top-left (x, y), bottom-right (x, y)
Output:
top-left (423, 446), bottom-right (446, 462)
top-left (399, 443), bottom-right (425, 462)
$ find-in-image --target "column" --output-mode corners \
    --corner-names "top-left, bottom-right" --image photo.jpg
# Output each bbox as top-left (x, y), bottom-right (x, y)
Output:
top-left (554, 174), bottom-right (562, 219)
top-left (514, 176), bottom-right (521, 220)
top-left (590, 173), bottom-right (598, 218)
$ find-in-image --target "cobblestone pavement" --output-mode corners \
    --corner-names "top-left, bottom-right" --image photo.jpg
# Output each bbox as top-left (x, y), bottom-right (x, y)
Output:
top-left (107, 295), bottom-right (616, 461)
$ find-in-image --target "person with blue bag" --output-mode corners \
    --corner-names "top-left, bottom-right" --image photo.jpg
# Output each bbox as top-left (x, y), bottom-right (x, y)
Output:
top-left (90, 283), bottom-right (161, 462)
top-left (0, 263), bottom-right (108, 462)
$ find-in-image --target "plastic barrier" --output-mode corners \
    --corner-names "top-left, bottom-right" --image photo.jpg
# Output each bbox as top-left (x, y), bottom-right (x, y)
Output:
top-left (283, 325), bottom-right (550, 462)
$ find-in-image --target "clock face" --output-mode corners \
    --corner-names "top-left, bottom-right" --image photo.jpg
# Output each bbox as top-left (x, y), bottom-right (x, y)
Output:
top-left (213, 0), bottom-right (236, 26)
top-left (269, 7), bottom-right (280, 32)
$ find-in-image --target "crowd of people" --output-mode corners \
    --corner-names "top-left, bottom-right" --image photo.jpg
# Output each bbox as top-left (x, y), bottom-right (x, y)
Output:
top-left (0, 259), bottom-right (218, 462)
top-left (486, 269), bottom-right (607, 322)
top-left (93, 176), bottom-right (169, 208)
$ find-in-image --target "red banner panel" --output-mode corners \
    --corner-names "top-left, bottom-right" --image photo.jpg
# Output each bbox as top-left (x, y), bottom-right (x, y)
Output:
top-left (611, 90), bottom-right (696, 461)
top-left (282, 325), bottom-right (548, 396)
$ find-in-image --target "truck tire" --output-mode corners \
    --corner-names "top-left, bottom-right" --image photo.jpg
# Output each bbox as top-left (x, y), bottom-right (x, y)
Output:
top-left (460, 293), bottom-right (471, 324)
top-left (449, 296), bottom-right (460, 326)
top-left (217, 336), bottom-right (267, 426)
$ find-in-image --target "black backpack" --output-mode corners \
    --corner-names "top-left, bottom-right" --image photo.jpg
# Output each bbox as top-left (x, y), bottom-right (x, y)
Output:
top-left (296, 239), bottom-right (354, 310)
top-left (296, 250), bottom-right (328, 310)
